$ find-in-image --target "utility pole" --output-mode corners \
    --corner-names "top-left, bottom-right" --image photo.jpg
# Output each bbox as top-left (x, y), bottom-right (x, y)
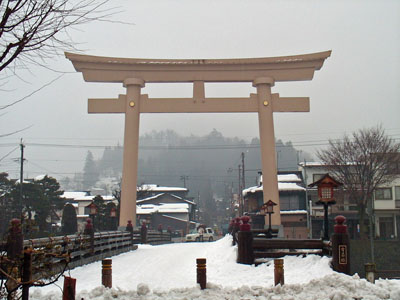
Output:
top-left (19, 139), bottom-right (25, 222)
top-left (180, 175), bottom-right (189, 188)
top-left (197, 191), bottom-right (201, 222)
top-left (241, 152), bottom-right (245, 191)
top-left (238, 164), bottom-right (242, 216)
top-left (303, 159), bottom-right (311, 238)
top-left (241, 152), bottom-right (245, 215)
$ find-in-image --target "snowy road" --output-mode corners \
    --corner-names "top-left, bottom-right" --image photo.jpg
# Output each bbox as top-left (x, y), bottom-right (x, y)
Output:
top-left (31, 236), bottom-right (400, 300)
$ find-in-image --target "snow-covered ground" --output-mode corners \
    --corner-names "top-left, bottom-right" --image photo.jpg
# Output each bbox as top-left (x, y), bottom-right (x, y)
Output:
top-left (31, 236), bottom-right (400, 300)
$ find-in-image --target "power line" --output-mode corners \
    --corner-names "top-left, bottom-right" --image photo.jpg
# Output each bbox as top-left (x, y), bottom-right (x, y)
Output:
top-left (0, 134), bottom-right (399, 151)
top-left (0, 146), bottom-right (19, 162)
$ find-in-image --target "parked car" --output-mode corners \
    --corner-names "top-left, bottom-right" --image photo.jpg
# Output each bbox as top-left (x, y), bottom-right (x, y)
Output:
top-left (185, 227), bottom-right (215, 242)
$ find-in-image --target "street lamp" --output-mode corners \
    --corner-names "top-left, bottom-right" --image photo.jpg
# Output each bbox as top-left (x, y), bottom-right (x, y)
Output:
top-left (110, 207), bottom-right (117, 217)
top-left (260, 200), bottom-right (277, 238)
top-left (87, 202), bottom-right (98, 230)
top-left (110, 206), bottom-right (117, 230)
top-left (88, 202), bottom-right (98, 215)
top-left (309, 174), bottom-right (342, 241)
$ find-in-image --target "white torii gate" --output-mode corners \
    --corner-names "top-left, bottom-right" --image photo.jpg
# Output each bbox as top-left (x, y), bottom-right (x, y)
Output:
top-left (66, 51), bottom-right (331, 228)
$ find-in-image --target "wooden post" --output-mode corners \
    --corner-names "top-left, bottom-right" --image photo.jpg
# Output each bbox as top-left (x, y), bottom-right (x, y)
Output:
top-left (237, 232), bottom-right (254, 265)
top-left (84, 218), bottom-right (95, 254)
top-left (63, 276), bottom-right (76, 300)
top-left (7, 218), bottom-right (23, 260)
top-left (274, 259), bottom-right (284, 286)
top-left (128, 220), bottom-right (136, 244)
top-left (102, 259), bottom-right (112, 288)
top-left (21, 248), bottom-right (32, 300)
top-left (196, 258), bottom-right (206, 289)
top-left (365, 263), bottom-right (376, 283)
top-left (331, 216), bottom-right (350, 274)
top-left (237, 216), bottom-right (253, 265)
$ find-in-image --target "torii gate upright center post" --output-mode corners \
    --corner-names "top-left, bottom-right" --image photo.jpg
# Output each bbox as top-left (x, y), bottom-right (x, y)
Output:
top-left (66, 51), bottom-right (331, 228)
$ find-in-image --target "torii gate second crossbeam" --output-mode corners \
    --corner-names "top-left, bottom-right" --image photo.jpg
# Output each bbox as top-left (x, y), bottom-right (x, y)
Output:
top-left (66, 51), bottom-right (331, 228)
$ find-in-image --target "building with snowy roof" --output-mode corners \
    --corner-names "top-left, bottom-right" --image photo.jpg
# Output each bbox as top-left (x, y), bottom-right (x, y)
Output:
top-left (243, 171), bottom-right (307, 238)
top-left (61, 191), bottom-right (117, 231)
top-left (137, 184), bottom-right (188, 200)
top-left (136, 193), bottom-right (197, 235)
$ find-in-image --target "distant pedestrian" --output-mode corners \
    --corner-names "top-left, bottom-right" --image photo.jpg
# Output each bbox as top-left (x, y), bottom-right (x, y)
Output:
top-left (198, 226), bottom-right (205, 242)
top-left (140, 221), bottom-right (147, 244)
top-left (232, 218), bottom-right (241, 246)
top-left (228, 219), bottom-right (235, 235)
top-left (158, 224), bottom-right (163, 233)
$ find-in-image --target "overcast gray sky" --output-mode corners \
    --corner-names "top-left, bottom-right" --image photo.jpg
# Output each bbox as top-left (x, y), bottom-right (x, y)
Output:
top-left (1, 0), bottom-right (399, 180)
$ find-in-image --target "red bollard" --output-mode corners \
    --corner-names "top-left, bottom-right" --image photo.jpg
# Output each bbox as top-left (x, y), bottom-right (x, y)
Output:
top-left (331, 215), bottom-right (350, 275)
top-left (196, 258), bottom-right (207, 289)
top-left (237, 216), bottom-right (254, 264)
top-left (63, 276), bottom-right (76, 300)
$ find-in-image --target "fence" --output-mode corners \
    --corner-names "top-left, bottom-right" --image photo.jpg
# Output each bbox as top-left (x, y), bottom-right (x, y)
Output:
top-left (21, 229), bottom-right (171, 271)
top-left (237, 230), bottom-right (332, 266)
top-left (252, 238), bottom-right (331, 260)
top-left (0, 228), bottom-right (172, 298)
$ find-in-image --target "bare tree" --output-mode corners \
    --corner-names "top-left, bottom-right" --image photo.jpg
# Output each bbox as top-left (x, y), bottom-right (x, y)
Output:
top-left (0, 0), bottom-right (117, 75)
top-left (317, 126), bottom-right (400, 239)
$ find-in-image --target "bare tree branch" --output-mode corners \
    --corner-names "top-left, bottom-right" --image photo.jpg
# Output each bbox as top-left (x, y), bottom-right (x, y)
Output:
top-left (317, 125), bottom-right (400, 239)
top-left (0, 73), bottom-right (64, 109)
top-left (0, 0), bottom-right (126, 75)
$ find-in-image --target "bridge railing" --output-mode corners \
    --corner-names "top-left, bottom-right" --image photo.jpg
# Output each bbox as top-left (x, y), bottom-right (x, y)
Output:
top-left (252, 238), bottom-right (331, 260)
top-left (1, 229), bottom-right (172, 278)
top-left (237, 230), bottom-right (332, 265)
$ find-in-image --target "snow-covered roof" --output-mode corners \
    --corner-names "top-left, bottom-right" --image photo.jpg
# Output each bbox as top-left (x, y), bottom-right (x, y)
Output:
top-left (77, 214), bottom-right (89, 219)
top-left (34, 174), bottom-right (47, 181)
top-left (161, 215), bottom-right (196, 224)
top-left (260, 173), bottom-right (302, 184)
top-left (62, 192), bottom-right (116, 202)
top-left (62, 191), bottom-right (90, 199)
top-left (277, 174), bottom-right (302, 182)
top-left (298, 161), bottom-right (325, 167)
top-left (137, 193), bottom-right (196, 205)
top-left (243, 182), bottom-right (305, 197)
top-left (137, 203), bottom-right (189, 215)
top-left (279, 182), bottom-right (306, 191)
top-left (280, 210), bottom-right (307, 214)
top-left (138, 184), bottom-right (188, 192)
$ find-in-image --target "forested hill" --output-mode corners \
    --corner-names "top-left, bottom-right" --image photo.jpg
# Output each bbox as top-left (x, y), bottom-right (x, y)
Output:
top-left (82, 129), bottom-right (311, 194)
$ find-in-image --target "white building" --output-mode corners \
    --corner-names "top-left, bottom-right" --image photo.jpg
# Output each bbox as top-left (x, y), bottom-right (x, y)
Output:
top-left (299, 162), bottom-right (400, 239)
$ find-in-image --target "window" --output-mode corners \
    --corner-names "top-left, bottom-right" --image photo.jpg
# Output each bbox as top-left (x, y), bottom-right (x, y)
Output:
top-left (375, 188), bottom-right (392, 200)
top-left (313, 174), bottom-right (325, 182)
top-left (379, 217), bottom-right (394, 239)
top-left (395, 186), bottom-right (400, 200)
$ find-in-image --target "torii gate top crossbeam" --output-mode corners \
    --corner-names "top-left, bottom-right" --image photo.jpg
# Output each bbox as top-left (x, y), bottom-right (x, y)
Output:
top-left (65, 51), bottom-right (331, 83)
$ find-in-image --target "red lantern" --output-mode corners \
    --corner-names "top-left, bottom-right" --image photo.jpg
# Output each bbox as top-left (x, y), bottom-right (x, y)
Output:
top-left (309, 174), bottom-right (342, 203)
top-left (110, 207), bottom-right (117, 217)
top-left (260, 200), bottom-right (277, 215)
top-left (88, 202), bottom-right (98, 215)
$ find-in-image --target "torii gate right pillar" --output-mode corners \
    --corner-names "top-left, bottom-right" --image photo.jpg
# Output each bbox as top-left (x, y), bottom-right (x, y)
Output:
top-left (254, 77), bottom-right (281, 225)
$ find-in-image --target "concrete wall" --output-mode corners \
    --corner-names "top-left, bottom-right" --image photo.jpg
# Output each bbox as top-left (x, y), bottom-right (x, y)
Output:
top-left (350, 239), bottom-right (400, 278)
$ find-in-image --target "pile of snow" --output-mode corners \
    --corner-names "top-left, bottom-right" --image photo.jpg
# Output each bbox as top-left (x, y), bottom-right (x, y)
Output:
top-left (31, 236), bottom-right (400, 300)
